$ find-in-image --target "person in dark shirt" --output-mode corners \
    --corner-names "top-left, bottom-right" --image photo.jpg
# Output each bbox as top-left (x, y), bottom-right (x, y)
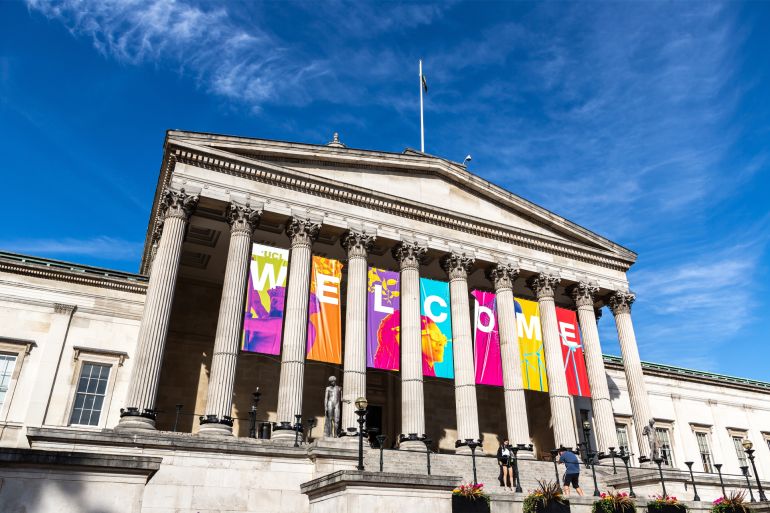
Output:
top-left (496, 439), bottom-right (515, 490)
top-left (558, 448), bottom-right (585, 496)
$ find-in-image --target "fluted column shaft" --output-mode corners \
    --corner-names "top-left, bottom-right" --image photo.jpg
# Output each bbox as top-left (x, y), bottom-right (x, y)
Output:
top-left (572, 283), bottom-right (618, 453)
top-left (528, 274), bottom-right (576, 448)
top-left (199, 204), bottom-right (261, 436)
top-left (393, 242), bottom-right (427, 450)
top-left (609, 291), bottom-right (652, 460)
top-left (489, 265), bottom-right (531, 448)
top-left (441, 253), bottom-right (480, 449)
top-left (119, 188), bottom-right (198, 430)
top-left (272, 218), bottom-right (320, 439)
top-left (340, 231), bottom-right (375, 434)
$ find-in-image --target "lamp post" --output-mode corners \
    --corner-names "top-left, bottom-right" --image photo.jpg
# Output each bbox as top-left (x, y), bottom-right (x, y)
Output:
top-left (424, 437), bottom-right (432, 475)
top-left (550, 448), bottom-right (561, 484)
top-left (654, 457), bottom-right (667, 498)
top-left (588, 451), bottom-right (600, 496)
top-left (742, 439), bottom-right (767, 501)
top-left (249, 387), bottom-right (261, 438)
top-left (684, 462), bottom-right (700, 501)
top-left (377, 435), bottom-right (387, 472)
top-left (609, 447), bottom-right (617, 474)
top-left (172, 404), bottom-right (183, 432)
top-left (354, 397), bottom-right (368, 472)
top-left (714, 464), bottom-right (726, 498)
top-left (741, 466), bottom-right (756, 502)
top-left (582, 421), bottom-right (593, 469)
top-left (512, 444), bottom-right (533, 493)
top-left (466, 439), bottom-right (481, 485)
top-left (619, 450), bottom-right (636, 498)
top-left (293, 414), bottom-right (302, 447)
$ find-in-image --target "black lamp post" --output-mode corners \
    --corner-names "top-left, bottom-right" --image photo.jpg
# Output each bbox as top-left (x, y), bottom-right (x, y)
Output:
top-left (424, 437), bottom-right (432, 475)
top-left (714, 464), bottom-right (726, 497)
top-left (619, 450), bottom-right (636, 497)
top-left (684, 462), bottom-right (700, 501)
top-left (249, 387), bottom-right (261, 438)
top-left (608, 447), bottom-right (617, 474)
top-left (354, 397), bottom-right (368, 471)
top-left (588, 451), bottom-right (600, 496)
top-left (654, 457), bottom-right (667, 498)
top-left (173, 404), bottom-right (183, 432)
top-left (466, 439), bottom-right (481, 485)
top-left (512, 444), bottom-right (533, 493)
top-left (742, 439), bottom-right (767, 501)
top-left (376, 435), bottom-right (387, 472)
top-left (741, 466), bottom-right (756, 502)
top-left (293, 414), bottom-right (302, 447)
top-left (550, 448), bottom-right (561, 484)
top-left (582, 421), bottom-right (593, 468)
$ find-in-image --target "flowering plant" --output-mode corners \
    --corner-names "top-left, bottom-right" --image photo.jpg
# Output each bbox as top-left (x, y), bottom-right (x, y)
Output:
top-left (711, 491), bottom-right (752, 513)
top-left (593, 491), bottom-right (636, 513)
top-left (452, 483), bottom-right (490, 504)
top-left (647, 495), bottom-right (688, 512)
top-left (523, 480), bottom-right (568, 513)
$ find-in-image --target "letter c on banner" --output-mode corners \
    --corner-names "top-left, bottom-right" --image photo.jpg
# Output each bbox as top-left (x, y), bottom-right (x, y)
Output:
top-left (477, 305), bottom-right (495, 333)
top-left (424, 295), bottom-right (448, 323)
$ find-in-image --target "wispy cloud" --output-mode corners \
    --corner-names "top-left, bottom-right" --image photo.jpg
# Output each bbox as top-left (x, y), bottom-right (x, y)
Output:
top-left (2, 236), bottom-right (144, 262)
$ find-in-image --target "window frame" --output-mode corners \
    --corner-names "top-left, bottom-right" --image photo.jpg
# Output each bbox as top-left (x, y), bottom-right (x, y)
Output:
top-left (691, 426), bottom-right (714, 473)
top-left (63, 347), bottom-right (125, 429)
top-left (654, 423), bottom-right (676, 467)
top-left (614, 416), bottom-right (635, 465)
top-left (0, 338), bottom-right (36, 421)
top-left (727, 428), bottom-right (750, 474)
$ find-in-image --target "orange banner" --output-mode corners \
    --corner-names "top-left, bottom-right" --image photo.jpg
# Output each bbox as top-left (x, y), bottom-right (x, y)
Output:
top-left (306, 256), bottom-right (343, 363)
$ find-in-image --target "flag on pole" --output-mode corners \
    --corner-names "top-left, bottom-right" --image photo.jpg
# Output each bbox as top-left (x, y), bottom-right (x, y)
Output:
top-left (421, 73), bottom-right (428, 93)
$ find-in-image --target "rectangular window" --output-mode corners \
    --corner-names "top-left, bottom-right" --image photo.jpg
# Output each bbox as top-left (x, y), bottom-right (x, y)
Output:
top-left (616, 424), bottom-right (630, 455)
top-left (656, 427), bottom-right (674, 466)
top-left (69, 363), bottom-right (110, 426)
top-left (733, 436), bottom-right (749, 471)
top-left (0, 354), bottom-right (18, 411)
top-left (695, 431), bottom-right (714, 473)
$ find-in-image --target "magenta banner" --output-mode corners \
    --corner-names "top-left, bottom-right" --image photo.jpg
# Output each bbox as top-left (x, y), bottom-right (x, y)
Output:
top-left (472, 290), bottom-right (503, 386)
top-left (367, 267), bottom-right (400, 370)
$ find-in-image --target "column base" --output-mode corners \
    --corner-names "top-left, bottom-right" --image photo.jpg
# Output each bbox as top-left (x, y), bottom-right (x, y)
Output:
top-left (454, 440), bottom-right (485, 455)
top-left (116, 408), bottom-right (157, 431)
top-left (197, 416), bottom-right (234, 437)
top-left (271, 421), bottom-right (302, 441)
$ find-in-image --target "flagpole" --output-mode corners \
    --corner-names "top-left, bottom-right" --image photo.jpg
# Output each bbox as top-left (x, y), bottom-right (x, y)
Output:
top-left (419, 59), bottom-right (425, 153)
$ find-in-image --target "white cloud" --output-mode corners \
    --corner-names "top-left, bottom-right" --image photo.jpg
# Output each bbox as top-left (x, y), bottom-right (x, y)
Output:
top-left (3, 236), bottom-right (144, 262)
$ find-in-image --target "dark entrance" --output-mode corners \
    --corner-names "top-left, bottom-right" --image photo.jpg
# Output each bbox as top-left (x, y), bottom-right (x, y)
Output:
top-left (366, 404), bottom-right (384, 446)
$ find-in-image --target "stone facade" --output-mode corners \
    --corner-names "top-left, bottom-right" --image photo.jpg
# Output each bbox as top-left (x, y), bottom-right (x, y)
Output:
top-left (0, 131), bottom-right (769, 512)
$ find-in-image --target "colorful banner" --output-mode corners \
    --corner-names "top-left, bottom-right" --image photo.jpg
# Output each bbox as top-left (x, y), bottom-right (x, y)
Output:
top-left (306, 256), bottom-right (343, 364)
top-left (514, 297), bottom-right (548, 392)
top-left (472, 290), bottom-right (503, 386)
top-left (556, 307), bottom-right (591, 397)
top-left (367, 267), bottom-right (401, 370)
top-left (420, 278), bottom-right (453, 379)
top-left (242, 243), bottom-right (289, 355)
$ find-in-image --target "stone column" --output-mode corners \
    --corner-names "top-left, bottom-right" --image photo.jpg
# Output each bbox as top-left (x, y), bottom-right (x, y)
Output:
top-left (199, 203), bottom-right (261, 436)
top-left (571, 282), bottom-right (618, 453)
top-left (608, 291), bottom-right (653, 461)
top-left (340, 230), bottom-right (375, 435)
top-left (488, 264), bottom-right (531, 450)
top-left (272, 217), bottom-right (320, 440)
top-left (118, 188), bottom-right (198, 430)
top-left (527, 273), bottom-right (576, 449)
top-left (440, 252), bottom-right (480, 451)
top-left (392, 241), bottom-right (427, 451)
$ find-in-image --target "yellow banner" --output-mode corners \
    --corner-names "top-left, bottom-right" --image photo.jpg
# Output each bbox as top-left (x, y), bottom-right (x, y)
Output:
top-left (514, 297), bottom-right (548, 392)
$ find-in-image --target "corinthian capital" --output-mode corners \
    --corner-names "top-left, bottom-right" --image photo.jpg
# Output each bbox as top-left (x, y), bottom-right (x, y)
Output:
top-left (527, 273), bottom-right (561, 300)
top-left (487, 264), bottom-right (519, 292)
top-left (570, 282), bottom-right (599, 308)
top-left (228, 203), bottom-right (262, 235)
top-left (440, 252), bottom-right (474, 281)
top-left (608, 291), bottom-right (636, 316)
top-left (161, 188), bottom-right (199, 221)
top-left (341, 230), bottom-right (375, 259)
top-left (392, 241), bottom-right (427, 271)
top-left (285, 217), bottom-right (321, 247)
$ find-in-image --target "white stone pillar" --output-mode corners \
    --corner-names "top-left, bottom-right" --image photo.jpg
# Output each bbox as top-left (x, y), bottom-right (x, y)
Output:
top-left (608, 291), bottom-right (653, 461)
top-left (571, 282), bottom-right (618, 454)
top-left (392, 241), bottom-right (427, 451)
top-left (340, 230), bottom-right (375, 435)
top-left (118, 188), bottom-right (198, 431)
top-left (199, 204), bottom-right (261, 436)
top-left (272, 217), bottom-right (320, 440)
top-left (527, 273), bottom-right (577, 449)
top-left (488, 264), bottom-right (531, 449)
top-left (440, 252), bottom-right (480, 452)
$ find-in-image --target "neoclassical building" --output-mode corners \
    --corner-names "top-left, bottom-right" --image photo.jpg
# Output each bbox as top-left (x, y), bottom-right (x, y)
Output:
top-left (0, 131), bottom-right (768, 513)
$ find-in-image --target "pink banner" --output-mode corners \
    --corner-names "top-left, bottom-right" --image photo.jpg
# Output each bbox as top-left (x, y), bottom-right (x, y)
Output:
top-left (472, 290), bottom-right (503, 386)
top-left (556, 307), bottom-right (591, 397)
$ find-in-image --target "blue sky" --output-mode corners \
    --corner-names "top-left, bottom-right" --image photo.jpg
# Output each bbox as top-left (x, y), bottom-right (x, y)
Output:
top-left (1, 1), bottom-right (769, 380)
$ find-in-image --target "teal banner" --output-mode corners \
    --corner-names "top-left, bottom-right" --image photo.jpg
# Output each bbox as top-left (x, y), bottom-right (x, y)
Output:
top-left (419, 277), bottom-right (453, 379)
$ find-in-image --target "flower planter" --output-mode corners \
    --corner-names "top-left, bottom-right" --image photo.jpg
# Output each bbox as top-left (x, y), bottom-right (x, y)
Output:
top-left (647, 505), bottom-right (687, 513)
top-left (452, 494), bottom-right (491, 513)
top-left (536, 501), bottom-right (571, 513)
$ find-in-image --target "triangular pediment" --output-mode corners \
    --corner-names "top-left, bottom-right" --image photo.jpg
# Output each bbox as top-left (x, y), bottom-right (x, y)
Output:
top-left (164, 131), bottom-right (636, 264)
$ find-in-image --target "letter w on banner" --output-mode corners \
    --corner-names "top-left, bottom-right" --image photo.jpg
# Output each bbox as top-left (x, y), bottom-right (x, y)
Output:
top-left (419, 278), bottom-right (453, 379)
top-left (306, 256), bottom-right (343, 364)
top-left (242, 243), bottom-right (288, 355)
top-left (555, 307), bottom-right (591, 397)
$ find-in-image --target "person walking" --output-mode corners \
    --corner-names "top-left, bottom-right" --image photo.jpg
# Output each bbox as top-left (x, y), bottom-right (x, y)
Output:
top-left (497, 439), bottom-right (514, 491)
top-left (558, 448), bottom-right (585, 496)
